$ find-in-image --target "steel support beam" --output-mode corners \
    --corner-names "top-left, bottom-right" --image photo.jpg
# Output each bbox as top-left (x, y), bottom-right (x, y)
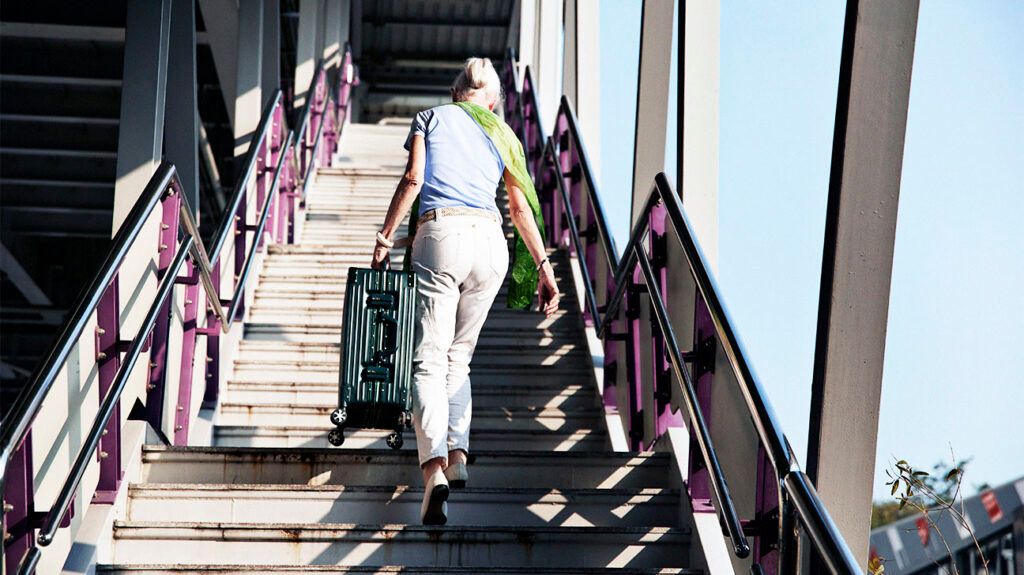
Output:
top-left (262, 0), bottom-right (281, 102)
top-left (806, 1), bottom-right (919, 569)
top-left (112, 0), bottom-right (171, 231)
top-left (197, 0), bottom-right (239, 126)
top-left (322, 0), bottom-right (342, 69)
top-left (233, 0), bottom-right (263, 159)
top-left (165, 0), bottom-right (200, 215)
top-left (562, 0), bottom-right (601, 180)
top-left (294, 0), bottom-right (324, 110)
top-left (534, 0), bottom-right (561, 130)
top-left (630, 0), bottom-right (675, 226)
top-left (514, 0), bottom-right (536, 92)
top-left (681, 0), bottom-right (719, 270)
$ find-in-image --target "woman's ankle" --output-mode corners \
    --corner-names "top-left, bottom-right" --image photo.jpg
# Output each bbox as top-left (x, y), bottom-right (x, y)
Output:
top-left (421, 457), bottom-right (446, 481)
top-left (447, 449), bottom-right (467, 466)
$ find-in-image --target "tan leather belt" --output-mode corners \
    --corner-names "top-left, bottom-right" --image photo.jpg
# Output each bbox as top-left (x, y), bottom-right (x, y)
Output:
top-left (417, 206), bottom-right (500, 228)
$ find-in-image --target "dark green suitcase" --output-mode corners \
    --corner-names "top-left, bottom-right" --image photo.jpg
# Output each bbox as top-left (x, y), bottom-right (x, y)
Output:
top-left (327, 266), bottom-right (418, 449)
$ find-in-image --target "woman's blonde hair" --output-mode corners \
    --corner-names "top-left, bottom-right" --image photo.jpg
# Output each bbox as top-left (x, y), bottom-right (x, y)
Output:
top-left (451, 57), bottom-right (502, 105)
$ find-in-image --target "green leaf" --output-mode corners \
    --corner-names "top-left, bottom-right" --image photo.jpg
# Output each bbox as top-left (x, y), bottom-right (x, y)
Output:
top-left (897, 459), bottom-right (908, 466)
top-left (891, 481), bottom-right (899, 496)
top-left (913, 471), bottom-right (929, 477)
top-left (899, 498), bottom-right (907, 510)
top-left (945, 468), bottom-right (961, 481)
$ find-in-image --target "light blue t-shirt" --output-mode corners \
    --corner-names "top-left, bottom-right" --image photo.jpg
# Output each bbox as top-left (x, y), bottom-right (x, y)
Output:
top-left (404, 105), bottom-right (505, 216)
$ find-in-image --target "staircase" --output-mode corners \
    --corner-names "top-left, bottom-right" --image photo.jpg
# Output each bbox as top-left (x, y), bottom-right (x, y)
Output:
top-left (98, 122), bottom-right (697, 573)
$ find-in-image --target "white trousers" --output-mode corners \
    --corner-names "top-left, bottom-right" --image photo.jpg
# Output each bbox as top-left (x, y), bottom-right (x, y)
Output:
top-left (410, 213), bottom-right (508, 467)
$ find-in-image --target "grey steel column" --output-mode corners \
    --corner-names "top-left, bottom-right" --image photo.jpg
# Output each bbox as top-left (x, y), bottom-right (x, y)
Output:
top-left (339, 0), bottom-right (352, 48)
top-left (112, 0), bottom-right (171, 230)
top-left (197, 0), bottom-right (239, 126)
top-left (561, 0), bottom-right (600, 178)
top-left (629, 0), bottom-right (675, 226)
top-left (294, 0), bottom-right (323, 109)
top-left (806, 0), bottom-right (919, 568)
top-left (165, 0), bottom-right (200, 215)
top-left (233, 0), bottom-right (263, 159)
top-left (680, 0), bottom-right (718, 269)
top-left (262, 0), bottom-right (281, 101)
top-left (535, 0), bottom-right (561, 129)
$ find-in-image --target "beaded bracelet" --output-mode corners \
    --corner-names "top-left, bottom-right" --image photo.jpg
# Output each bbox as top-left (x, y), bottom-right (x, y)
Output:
top-left (375, 231), bottom-right (394, 249)
top-left (535, 256), bottom-right (549, 272)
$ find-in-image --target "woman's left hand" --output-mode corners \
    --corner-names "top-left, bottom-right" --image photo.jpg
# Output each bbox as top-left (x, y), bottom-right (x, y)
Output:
top-left (537, 263), bottom-right (560, 318)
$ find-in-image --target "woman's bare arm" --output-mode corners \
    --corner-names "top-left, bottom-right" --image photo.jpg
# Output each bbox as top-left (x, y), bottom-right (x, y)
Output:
top-left (371, 135), bottom-right (425, 268)
top-left (504, 169), bottom-right (560, 316)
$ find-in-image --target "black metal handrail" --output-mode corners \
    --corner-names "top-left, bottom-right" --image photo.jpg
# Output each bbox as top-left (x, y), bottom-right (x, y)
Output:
top-left (510, 54), bottom-right (861, 572)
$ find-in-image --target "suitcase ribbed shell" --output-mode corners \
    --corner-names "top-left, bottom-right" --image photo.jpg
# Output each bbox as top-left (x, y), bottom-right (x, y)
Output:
top-left (337, 267), bottom-right (417, 430)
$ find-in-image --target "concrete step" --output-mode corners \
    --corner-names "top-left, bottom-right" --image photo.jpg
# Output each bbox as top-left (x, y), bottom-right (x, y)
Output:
top-left (244, 310), bottom-right (580, 334)
top-left (110, 522), bottom-right (689, 569)
top-left (140, 446), bottom-right (672, 489)
top-left (99, 565), bottom-right (697, 574)
top-left (212, 425), bottom-right (608, 451)
top-left (241, 325), bottom-right (582, 343)
top-left (222, 383), bottom-right (599, 410)
top-left (126, 483), bottom-right (679, 527)
top-left (218, 402), bottom-right (602, 431)
top-left (228, 353), bottom-right (589, 384)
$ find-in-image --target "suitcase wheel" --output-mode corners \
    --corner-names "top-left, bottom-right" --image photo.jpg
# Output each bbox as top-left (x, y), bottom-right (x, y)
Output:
top-left (328, 428), bottom-right (345, 447)
top-left (330, 408), bottom-right (348, 427)
top-left (386, 431), bottom-right (404, 450)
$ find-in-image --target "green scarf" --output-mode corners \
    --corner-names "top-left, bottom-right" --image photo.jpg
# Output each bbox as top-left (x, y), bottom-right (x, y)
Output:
top-left (404, 101), bottom-right (545, 310)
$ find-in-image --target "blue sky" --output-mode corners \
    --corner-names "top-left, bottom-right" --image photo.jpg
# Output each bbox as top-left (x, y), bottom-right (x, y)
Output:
top-left (599, 0), bottom-right (1023, 498)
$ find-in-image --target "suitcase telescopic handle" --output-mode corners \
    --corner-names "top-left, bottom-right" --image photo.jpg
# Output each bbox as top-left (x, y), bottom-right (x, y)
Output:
top-left (378, 313), bottom-right (398, 355)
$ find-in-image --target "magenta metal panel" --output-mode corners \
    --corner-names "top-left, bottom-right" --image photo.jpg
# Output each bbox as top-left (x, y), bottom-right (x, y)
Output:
top-left (650, 204), bottom-right (683, 441)
top-left (753, 445), bottom-right (781, 574)
top-left (202, 260), bottom-right (222, 405)
top-left (93, 277), bottom-right (123, 504)
top-left (173, 261), bottom-right (201, 445)
top-left (3, 435), bottom-right (34, 575)
top-left (624, 268), bottom-right (645, 451)
top-left (689, 295), bottom-right (714, 512)
top-left (144, 191), bottom-right (182, 432)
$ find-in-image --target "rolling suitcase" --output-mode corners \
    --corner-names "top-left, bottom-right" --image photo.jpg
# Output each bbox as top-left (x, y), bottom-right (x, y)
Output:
top-left (327, 265), bottom-right (418, 449)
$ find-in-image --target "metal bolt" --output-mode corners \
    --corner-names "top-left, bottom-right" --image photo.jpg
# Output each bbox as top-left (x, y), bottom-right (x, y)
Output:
top-left (3, 501), bottom-right (13, 513)
top-left (150, 362), bottom-right (158, 368)
top-left (177, 405), bottom-right (184, 412)
top-left (175, 425), bottom-right (183, 431)
top-left (161, 223), bottom-right (170, 230)
top-left (235, 230), bottom-right (242, 236)
top-left (99, 451), bottom-right (109, 459)
top-left (159, 244), bottom-right (168, 252)
top-left (185, 299), bottom-right (193, 305)
top-left (101, 429), bottom-right (108, 437)
top-left (3, 532), bottom-right (11, 542)
top-left (234, 215), bottom-right (241, 222)
top-left (97, 352), bottom-right (107, 360)
top-left (206, 357), bottom-right (213, 363)
top-left (147, 384), bottom-right (156, 391)
top-left (97, 327), bottom-right (106, 335)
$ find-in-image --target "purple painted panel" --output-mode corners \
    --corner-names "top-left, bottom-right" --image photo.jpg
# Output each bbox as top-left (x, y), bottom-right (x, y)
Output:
top-left (202, 260), bottom-right (222, 405)
top-left (3, 434), bottom-right (34, 575)
top-left (144, 191), bottom-right (182, 432)
top-left (174, 260), bottom-right (202, 445)
top-left (753, 444), bottom-right (781, 573)
top-left (94, 276), bottom-right (123, 504)
top-left (649, 204), bottom-right (683, 442)
top-left (625, 269), bottom-right (645, 451)
top-left (689, 294), bottom-right (715, 512)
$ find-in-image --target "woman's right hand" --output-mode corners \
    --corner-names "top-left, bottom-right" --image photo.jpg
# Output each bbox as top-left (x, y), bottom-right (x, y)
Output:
top-left (537, 262), bottom-right (560, 317)
top-left (370, 244), bottom-right (390, 270)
